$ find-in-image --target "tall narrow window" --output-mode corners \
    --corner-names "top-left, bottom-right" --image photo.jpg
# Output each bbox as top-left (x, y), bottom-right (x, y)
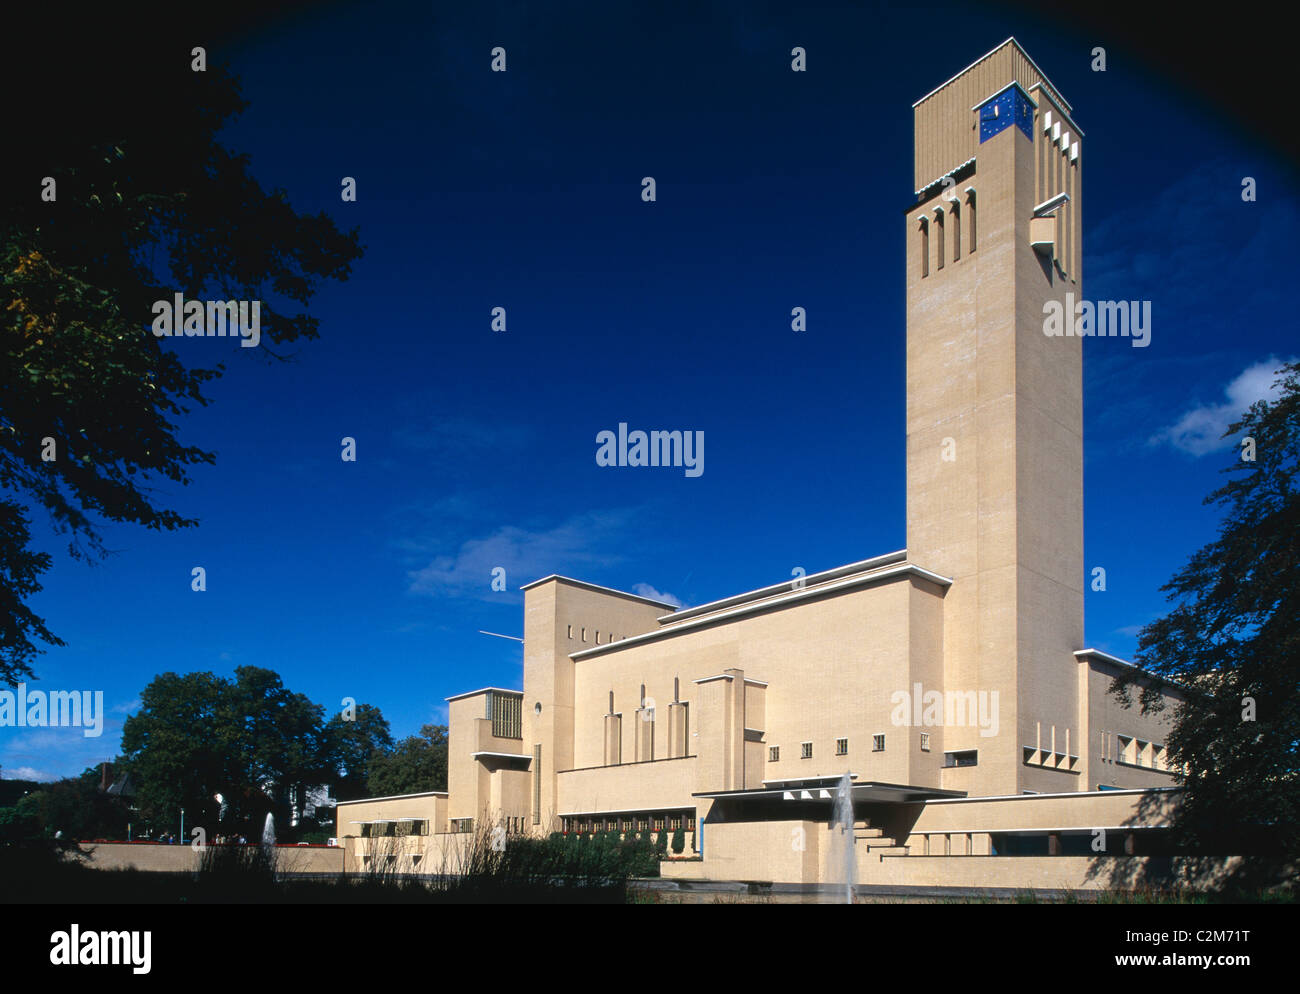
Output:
top-left (919, 217), bottom-right (929, 278)
top-left (966, 189), bottom-right (977, 253)
top-left (935, 208), bottom-right (945, 270)
top-left (951, 204), bottom-right (961, 261)
top-left (532, 744), bottom-right (542, 824)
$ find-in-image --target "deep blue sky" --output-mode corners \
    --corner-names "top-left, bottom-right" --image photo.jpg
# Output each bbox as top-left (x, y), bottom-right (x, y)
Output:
top-left (6, 0), bottom-right (1295, 780)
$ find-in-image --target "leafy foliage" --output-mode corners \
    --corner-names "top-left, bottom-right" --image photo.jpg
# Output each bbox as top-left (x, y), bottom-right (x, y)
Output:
top-left (367, 724), bottom-right (449, 797)
top-left (121, 667), bottom-right (331, 836)
top-left (1117, 361), bottom-right (1300, 878)
top-left (0, 25), bottom-right (362, 685)
top-left (323, 704), bottom-right (393, 802)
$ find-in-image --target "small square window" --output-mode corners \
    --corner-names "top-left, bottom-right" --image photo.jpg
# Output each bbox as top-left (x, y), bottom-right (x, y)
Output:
top-left (769, 746), bottom-right (780, 762)
top-left (920, 732), bottom-right (931, 752)
top-left (836, 737), bottom-right (848, 756)
top-left (801, 742), bottom-right (813, 760)
top-left (873, 734), bottom-right (885, 752)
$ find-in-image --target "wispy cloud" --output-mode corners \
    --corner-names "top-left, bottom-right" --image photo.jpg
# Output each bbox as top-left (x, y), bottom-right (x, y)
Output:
top-left (631, 583), bottom-right (684, 608)
top-left (4, 765), bottom-right (55, 782)
top-left (407, 508), bottom-right (636, 599)
top-left (1150, 357), bottom-right (1292, 455)
top-left (1, 724), bottom-right (122, 783)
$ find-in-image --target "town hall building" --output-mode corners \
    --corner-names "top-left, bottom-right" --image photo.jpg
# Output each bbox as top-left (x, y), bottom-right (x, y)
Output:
top-left (338, 39), bottom-right (1191, 892)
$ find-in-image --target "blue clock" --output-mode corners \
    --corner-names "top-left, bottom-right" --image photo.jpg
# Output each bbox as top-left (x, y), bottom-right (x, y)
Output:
top-left (978, 85), bottom-right (1035, 144)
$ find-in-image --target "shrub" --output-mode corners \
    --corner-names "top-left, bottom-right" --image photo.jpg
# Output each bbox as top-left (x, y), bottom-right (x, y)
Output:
top-left (671, 827), bottom-right (686, 855)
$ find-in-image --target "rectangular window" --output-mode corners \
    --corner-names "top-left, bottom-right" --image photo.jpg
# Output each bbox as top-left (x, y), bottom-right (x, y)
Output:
top-left (873, 734), bottom-right (885, 752)
top-left (488, 690), bottom-right (522, 739)
top-left (567, 624), bottom-right (573, 639)
top-left (836, 737), bottom-right (848, 756)
top-left (944, 750), bottom-right (978, 768)
top-left (920, 732), bottom-right (931, 752)
top-left (801, 742), bottom-right (813, 760)
top-left (1117, 735), bottom-right (1135, 765)
top-left (769, 745), bottom-right (780, 762)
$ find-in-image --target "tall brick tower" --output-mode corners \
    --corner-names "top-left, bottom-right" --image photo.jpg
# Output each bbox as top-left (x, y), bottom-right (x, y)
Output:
top-left (905, 39), bottom-right (1085, 796)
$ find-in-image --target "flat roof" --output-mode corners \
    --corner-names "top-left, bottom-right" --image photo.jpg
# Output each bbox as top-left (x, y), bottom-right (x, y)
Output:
top-left (336, 790), bottom-right (447, 806)
top-left (444, 686), bottom-right (523, 703)
top-left (912, 36), bottom-right (1072, 112)
top-left (519, 574), bottom-right (680, 610)
top-left (571, 560), bottom-right (951, 662)
top-left (1074, 649), bottom-right (1191, 694)
top-left (658, 550), bottom-right (907, 626)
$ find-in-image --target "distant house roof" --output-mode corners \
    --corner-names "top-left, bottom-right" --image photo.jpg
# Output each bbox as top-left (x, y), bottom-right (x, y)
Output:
top-left (105, 772), bottom-right (138, 799)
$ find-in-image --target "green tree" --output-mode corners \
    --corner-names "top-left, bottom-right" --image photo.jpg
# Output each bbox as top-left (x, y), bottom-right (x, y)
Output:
top-left (9, 767), bottom-right (132, 842)
top-left (221, 667), bottom-right (329, 828)
top-left (324, 703), bottom-right (394, 802)
top-left (119, 670), bottom-right (227, 832)
top-left (0, 27), bottom-right (362, 687)
top-left (1116, 361), bottom-right (1299, 884)
top-left (367, 724), bottom-right (449, 796)
top-left (121, 667), bottom-right (339, 836)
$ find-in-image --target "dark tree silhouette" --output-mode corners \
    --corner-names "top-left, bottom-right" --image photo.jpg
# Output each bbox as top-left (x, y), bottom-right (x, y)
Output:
top-left (0, 5), bottom-right (362, 684)
top-left (1108, 361), bottom-right (1299, 890)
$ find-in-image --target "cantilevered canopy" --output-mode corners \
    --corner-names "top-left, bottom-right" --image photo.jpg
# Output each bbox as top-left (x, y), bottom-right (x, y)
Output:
top-left (695, 778), bottom-right (964, 804)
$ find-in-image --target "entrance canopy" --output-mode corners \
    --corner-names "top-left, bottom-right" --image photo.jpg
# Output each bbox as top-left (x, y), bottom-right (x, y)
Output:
top-left (695, 775), bottom-right (964, 805)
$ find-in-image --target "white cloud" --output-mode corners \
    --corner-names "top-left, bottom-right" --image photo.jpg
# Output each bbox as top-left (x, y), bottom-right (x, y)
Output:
top-left (4, 766), bottom-right (56, 782)
top-left (407, 509), bottom-right (634, 599)
top-left (631, 583), bottom-right (684, 608)
top-left (1151, 358), bottom-right (1292, 456)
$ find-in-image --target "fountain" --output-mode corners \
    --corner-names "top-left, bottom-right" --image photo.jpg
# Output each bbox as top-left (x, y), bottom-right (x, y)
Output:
top-left (261, 813), bottom-right (276, 852)
top-left (827, 772), bottom-right (856, 904)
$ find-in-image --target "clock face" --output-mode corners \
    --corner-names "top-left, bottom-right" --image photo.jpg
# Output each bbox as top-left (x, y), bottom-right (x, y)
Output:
top-left (978, 86), bottom-right (1035, 143)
